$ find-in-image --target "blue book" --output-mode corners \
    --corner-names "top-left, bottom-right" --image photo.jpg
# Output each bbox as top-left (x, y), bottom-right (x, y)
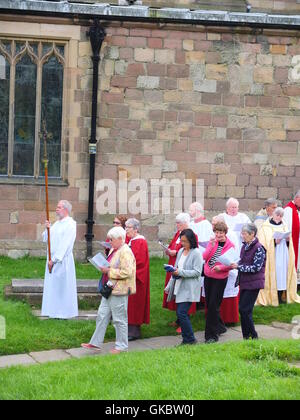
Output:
top-left (164, 264), bottom-right (176, 273)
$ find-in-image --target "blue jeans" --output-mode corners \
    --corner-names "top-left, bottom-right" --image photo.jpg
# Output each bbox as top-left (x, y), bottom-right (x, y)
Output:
top-left (176, 302), bottom-right (196, 344)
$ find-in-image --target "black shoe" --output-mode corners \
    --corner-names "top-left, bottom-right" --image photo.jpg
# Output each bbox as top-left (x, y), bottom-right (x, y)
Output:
top-left (177, 339), bottom-right (198, 347)
top-left (205, 338), bottom-right (219, 344)
top-left (128, 336), bottom-right (138, 342)
top-left (217, 327), bottom-right (227, 336)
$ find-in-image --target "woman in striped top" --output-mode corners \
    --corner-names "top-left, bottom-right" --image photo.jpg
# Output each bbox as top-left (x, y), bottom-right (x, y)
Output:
top-left (202, 222), bottom-right (235, 344)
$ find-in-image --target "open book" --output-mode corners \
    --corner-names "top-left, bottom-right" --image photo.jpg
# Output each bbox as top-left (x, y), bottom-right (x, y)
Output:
top-left (233, 223), bottom-right (245, 232)
top-left (273, 231), bottom-right (291, 241)
top-left (216, 248), bottom-right (240, 266)
top-left (88, 252), bottom-right (110, 272)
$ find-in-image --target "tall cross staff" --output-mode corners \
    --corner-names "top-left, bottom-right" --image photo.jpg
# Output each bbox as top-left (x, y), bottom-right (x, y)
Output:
top-left (39, 120), bottom-right (53, 273)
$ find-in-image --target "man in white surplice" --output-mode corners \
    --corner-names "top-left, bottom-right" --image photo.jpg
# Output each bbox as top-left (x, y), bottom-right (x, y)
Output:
top-left (41, 200), bottom-right (78, 319)
top-left (219, 197), bottom-right (251, 251)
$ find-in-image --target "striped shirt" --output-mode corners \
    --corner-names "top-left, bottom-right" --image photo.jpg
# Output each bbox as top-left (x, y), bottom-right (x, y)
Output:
top-left (208, 242), bottom-right (226, 268)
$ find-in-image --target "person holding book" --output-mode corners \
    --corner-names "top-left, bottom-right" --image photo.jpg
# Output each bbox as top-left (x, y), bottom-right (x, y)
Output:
top-left (167, 229), bottom-right (203, 345)
top-left (257, 207), bottom-right (300, 306)
top-left (162, 213), bottom-right (197, 332)
top-left (202, 221), bottom-right (235, 344)
top-left (231, 223), bottom-right (266, 340)
top-left (125, 218), bottom-right (150, 341)
top-left (82, 226), bottom-right (136, 354)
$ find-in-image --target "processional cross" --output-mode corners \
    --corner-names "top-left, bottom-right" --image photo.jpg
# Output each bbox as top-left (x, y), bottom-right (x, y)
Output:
top-left (39, 120), bottom-right (53, 273)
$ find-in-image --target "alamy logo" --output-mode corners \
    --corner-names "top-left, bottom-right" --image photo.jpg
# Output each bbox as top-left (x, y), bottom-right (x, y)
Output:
top-left (0, 316), bottom-right (6, 340)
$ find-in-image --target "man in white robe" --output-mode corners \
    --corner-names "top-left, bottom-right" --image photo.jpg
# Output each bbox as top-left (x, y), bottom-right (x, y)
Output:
top-left (219, 197), bottom-right (251, 252)
top-left (41, 200), bottom-right (78, 319)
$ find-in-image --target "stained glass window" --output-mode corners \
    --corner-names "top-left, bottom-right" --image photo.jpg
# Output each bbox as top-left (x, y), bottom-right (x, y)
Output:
top-left (40, 55), bottom-right (63, 177)
top-left (0, 54), bottom-right (9, 175)
top-left (14, 54), bottom-right (37, 176)
top-left (0, 39), bottom-right (65, 180)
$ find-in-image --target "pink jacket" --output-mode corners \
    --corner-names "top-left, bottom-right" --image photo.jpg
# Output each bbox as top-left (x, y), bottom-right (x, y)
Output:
top-left (203, 238), bottom-right (235, 280)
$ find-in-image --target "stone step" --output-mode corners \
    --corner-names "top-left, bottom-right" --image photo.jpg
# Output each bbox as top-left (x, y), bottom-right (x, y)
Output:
top-left (11, 279), bottom-right (99, 293)
top-left (4, 279), bottom-right (101, 307)
top-left (32, 309), bottom-right (98, 321)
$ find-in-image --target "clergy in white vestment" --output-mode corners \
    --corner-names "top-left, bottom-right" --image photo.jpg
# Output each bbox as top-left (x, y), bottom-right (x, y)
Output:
top-left (41, 200), bottom-right (78, 319)
top-left (219, 197), bottom-right (251, 252)
top-left (283, 190), bottom-right (300, 274)
top-left (257, 207), bottom-right (300, 306)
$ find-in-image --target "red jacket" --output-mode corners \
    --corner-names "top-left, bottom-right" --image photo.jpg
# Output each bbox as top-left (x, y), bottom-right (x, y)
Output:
top-left (203, 238), bottom-right (235, 279)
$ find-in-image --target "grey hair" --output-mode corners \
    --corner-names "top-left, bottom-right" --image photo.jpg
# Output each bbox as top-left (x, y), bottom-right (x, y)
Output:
top-left (273, 207), bottom-right (284, 217)
top-left (241, 223), bottom-right (257, 237)
top-left (176, 213), bottom-right (191, 225)
top-left (226, 197), bottom-right (239, 208)
top-left (125, 218), bottom-right (140, 232)
top-left (264, 198), bottom-right (278, 207)
top-left (60, 200), bottom-right (72, 215)
top-left (212, 215), bottom-right (225, 224)
top-left (107, 226), bottom-right (126, 242)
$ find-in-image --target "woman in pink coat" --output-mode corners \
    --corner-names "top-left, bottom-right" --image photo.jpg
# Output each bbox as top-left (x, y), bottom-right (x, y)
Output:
top-left (203, 221), bottom-right (235, 344)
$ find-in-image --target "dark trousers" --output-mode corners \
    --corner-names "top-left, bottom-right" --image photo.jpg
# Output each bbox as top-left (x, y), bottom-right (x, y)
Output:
top-left (204, 277), bottom-right (228, 341)
top-left (176, 302), bottom-right (196, 344)
top-left (128, 324), bottom-right (141, 339)
top-left (239, 289), bottom-right (260, 339)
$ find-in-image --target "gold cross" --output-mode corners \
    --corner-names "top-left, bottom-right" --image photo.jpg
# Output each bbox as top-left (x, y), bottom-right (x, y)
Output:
top-left (39, 120), bottom-right (53, 168)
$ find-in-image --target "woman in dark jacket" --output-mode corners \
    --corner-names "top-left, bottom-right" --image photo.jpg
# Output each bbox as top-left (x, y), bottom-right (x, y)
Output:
top-left (231, 223), bottom-right (266, 340)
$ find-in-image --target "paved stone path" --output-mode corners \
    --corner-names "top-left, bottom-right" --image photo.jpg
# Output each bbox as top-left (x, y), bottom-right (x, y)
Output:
top-left (0, 322), bottom-right (298, 370)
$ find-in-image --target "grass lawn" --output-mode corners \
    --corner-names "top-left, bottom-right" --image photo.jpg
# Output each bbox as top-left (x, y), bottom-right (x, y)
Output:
top-left (0, 339), bottom-right (299, 400)
top-left (0, 256), bottom-right (300, 356)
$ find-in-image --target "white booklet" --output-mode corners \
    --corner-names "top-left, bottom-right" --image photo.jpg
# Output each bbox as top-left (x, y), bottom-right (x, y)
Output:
top-left (217, 248), bottom-right (240, 266)
top-left (273, 231), bottom-right (291, 240)
top-left (233, 223), bottom-right (245, 232)
top-left (88, 252), bottom-right (110, 272)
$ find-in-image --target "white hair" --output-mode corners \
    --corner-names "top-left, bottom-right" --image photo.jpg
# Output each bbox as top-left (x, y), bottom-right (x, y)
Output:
top-left (226, 197), bottom-right (239, 208)
top-left (125, 218), bottom-right (140, 232)
top-left (273, 207), bottom-right (284, 217)
top-left (107, 227), bottom-right (126, 242)
top-left (176, 213), bottom-right (191, 225)
top-left (190, 202), bottom-right (204, 214)
top-left (212, 215), bottom-right (225, 224)
top-left (60, 200), bottom-right (72, 215)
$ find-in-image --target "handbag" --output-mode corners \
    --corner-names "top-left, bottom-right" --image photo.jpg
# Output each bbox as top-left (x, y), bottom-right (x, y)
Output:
top-left (99, 282), bottom-right (114, 299)
top-left (165, 275), bottom-right (178, 302)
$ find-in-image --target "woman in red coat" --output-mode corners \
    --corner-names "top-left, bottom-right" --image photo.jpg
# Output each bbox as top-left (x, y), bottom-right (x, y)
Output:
top-left (163, 213), bottom-right (197, 330)
top-left (125, 218), bottom-right (150, 341)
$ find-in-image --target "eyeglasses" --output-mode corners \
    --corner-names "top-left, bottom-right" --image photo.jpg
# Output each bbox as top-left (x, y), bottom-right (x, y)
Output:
top-left (113, 221), bottom-right (122, 225)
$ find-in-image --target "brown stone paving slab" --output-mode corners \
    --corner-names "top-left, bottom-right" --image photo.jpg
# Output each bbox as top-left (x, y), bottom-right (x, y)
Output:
top-left (140, 335), bottom-right (181, 349)
top-left (29, 350), bottom-right (71, 364)
top-left (0, 354), bottom-right (36, 369)
top-left (65, 346), bottom-right (102, 359)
